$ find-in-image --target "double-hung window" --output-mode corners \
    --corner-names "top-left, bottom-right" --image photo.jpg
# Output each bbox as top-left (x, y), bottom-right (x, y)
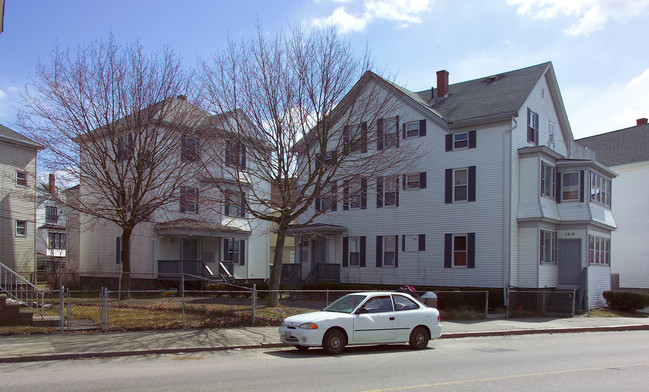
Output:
top-left (404, 121), bottom-right (420, 138)
top-left (541, 163), bottom-right (556, 198)
top-left (224, 238), bottom-right (246, 266)
top-left (224, 190), bottom-right (245, 217)
top-left (561, 172), bottom-right (580, 201)
top-left (225, 140), bottom-right (246, 169)
top-left (527, 108), bottom-right (539, 144)
top-left (383, 117), bottom-right (398, 149)
top-left (444, 233), bottom-right (475, 268)
top-left (383, 176), bottom-right (398, 207)
top-left (349, 179), bottom-right (362, 209)
top-left (16, 171), bottom-right (28, 187)
top-left (453, 235), bottom-right (467, 267)
top-left (180, 186), bottom-right (199, 213)
top-left (45, 206), bottom-right (58, 224)
top-left (540, 230), bottom-right (556, 264)
top-left (15, 220), bottom-right (27, 237)
top-left (117, 133), bottom-right (134, 163)
top-left (453, 169), bottom-right (468, 202)
top-left (48, 232), bottom-right (66, 250)
top-left (349, 237), bottom-right (360, 266)
top-left (383, 236), bottom-right (396, 266)
top-left (454, 133), bottom-right (468, 149)
top-left (181, 136), bottom-right (199, 162)
top-left (590, 172), bottom-right (611, 207)
top-left (589, 236), bottom-right (610, 265)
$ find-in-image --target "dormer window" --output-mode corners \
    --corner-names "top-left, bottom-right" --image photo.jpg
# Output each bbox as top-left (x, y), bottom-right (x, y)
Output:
top-left (527, 109), bottom-right (538, 145)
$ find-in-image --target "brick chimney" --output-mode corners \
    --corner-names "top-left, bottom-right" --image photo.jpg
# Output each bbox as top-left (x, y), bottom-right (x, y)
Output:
top-left (436, 70), bottom-right (449, 98)
top-left (48, 173), bottom-right (56, 195)
top-left (637, 118), bottom-right (648, 126)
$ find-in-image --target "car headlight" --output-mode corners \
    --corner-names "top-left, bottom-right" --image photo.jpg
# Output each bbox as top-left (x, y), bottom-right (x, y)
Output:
top-left (298, 322), bottom-right (319, 329)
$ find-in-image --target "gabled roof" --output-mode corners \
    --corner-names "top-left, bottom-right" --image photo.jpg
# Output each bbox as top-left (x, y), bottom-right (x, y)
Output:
top-left (418, 62), bottom-right (551, 125)
top-left (0, 123), bottom-right (43, 150)
top-left (577, 122), bottom-right (649, 167)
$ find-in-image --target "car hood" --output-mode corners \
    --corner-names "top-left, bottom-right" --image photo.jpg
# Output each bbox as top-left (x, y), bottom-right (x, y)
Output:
top-left (282, 311), bottom-right (347, 327)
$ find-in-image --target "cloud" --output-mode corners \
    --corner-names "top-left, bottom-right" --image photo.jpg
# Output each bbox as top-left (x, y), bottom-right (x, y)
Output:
top-left (507, 0), bottom-right (649, 36)
top-left (0, 89), bottom-right (6, 99)
top-left (567, 67), bottom-right (649, 138)
top-left (311, 0), bottom-right (432, 33)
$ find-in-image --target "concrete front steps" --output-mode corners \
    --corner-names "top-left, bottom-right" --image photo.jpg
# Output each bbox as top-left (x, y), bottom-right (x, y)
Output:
top-left (0, 294), bottom-right (59, 327)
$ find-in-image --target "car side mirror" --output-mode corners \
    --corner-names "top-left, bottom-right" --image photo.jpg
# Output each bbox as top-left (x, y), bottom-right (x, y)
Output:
top-left (356, 307), bottom-right (369, 314)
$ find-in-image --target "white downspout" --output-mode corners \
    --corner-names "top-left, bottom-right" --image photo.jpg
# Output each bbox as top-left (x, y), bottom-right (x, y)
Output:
top-left (503, 117), bottom-right (517, 306)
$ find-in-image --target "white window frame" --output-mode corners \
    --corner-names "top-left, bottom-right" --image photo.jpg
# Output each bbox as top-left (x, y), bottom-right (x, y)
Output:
top-left (16, 171), bottom-right (28, 187)
top-left (561, 172), bottom-right (580, 201)
top-left (589, 235), bottom-right (610, 265)
top-left (226, 238), bottom-right (243, 265)
top-left (349, 179), bottom-right (362, 209)
top-left (348, 236), bottom-right (360, 266)
top-left (453, 132), bottom-right (469, 150)
top-left (548, 120), bottom-right (555, 145)
top-left (452, 234), bottom-right (467, 267)
top-left (541, 162), bottom-right (556, 198)
top-left (225, 140), bottom-right (245, 169)
top-left (383, 117), bottom-right (398, 148)
top-left (15, 220), bottom-right (27, 237)
top-left (383, 236), bottom-right (396, 267)
top-left (48, 232), bottom-right (67, 250)
top-left (528, 110), bottom-right (539, 144)
top-left (404, 121), bottom-right (420, 138)
top-left (453, 168), bottom-right (468, 202)
top-left (540, 230), bottom-right (556, 264)
top-left (383, 176), bottom-right (398, 207)
top-left (590, 172), bottom-right (611, 207)
top-left (180, 186), bottom-right (199, 213)
top-left (405, 173), bottom-right (421, 190)
top-left (225, 190), bottom-right (245, 217)
top-left (45, 205), bottom-right (59, 224)
top-left (181, 135), bottom-right (199, 162)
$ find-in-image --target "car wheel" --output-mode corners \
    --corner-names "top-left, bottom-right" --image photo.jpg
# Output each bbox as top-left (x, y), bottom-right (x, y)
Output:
top-left (294, 345), bottom-right (309, 351)
top-left (409, 326), bottom-right (429, 350)
top-left (322, 329), bottom-right (346, 355)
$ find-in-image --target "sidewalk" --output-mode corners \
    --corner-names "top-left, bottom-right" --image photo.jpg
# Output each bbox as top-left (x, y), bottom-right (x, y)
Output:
top-left (2, 315), bottom-right (649, 363)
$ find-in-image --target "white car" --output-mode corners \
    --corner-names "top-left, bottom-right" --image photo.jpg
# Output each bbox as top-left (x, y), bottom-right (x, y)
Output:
top-left (279, 292), bottom-right (442, 355)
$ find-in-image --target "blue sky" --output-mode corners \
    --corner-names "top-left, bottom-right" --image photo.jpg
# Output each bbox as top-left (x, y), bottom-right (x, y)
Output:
top-left (1, 0), bottom-right (648, 139)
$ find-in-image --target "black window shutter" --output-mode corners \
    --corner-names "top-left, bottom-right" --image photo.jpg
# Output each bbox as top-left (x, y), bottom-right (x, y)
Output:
top-left (469, 130), bottom-right (477, 149)
top-left (394, 235), bottom-right (399, 268)
top-left (395, 177), bottom-right (400, 207)
top-left (343, 183), bottom-right (349, 210)
top-left (331, 183), bottom-right (337, 211)
top-left (342, 237), bottom-right (349, 267)
top-left (445, 169), bottom-right (453, 204)
top-left (376, 236), bottom-right (383, 268)
top-left (361, 122), bottom-right (368, 153)
top-left (444, 234), bottom-right (452, 268)
top-left (360, 236), bottom-right (366, 267)
top-left (401, 235), bottom-right (406, 252)
top-left (527, 108), bottom-right (533, 143)
top-left (239, 192), bottom-right (245, 217)
top-left (419, 120), bottom-right (426, 137)
top-left (418, 234), bottom-right (426, 251)
top-left (395, 116), bottom-right (400, 148)
top-left (402, 123), bottom-right (406, 140)
top-left (343, 125), bottom-right (349, 144)
top-left (468, 166), bottom-right (476, 202)
top-left (580, 170), bottom-right (585, 203)
top-left (377, 176), bottom-right (384, 208)
top-left (180, 188), bottom-right (186, 213)
top-left (534, 112), bottom-right (539, 145)
top-left (240, 240), bottom-right (246, 265)
top-left (315, 196), bottom-right (321, 211)
top-left (223, 190), bottom-right (229, 216)
top-left (402, 175), bottom-right (406, 190)
top-left (556, 171), bottom-right (562, 203)
top-left (445, 134), bottom-right (453, 152)
top-left (361, 178), bottom-right (367, 209)
top-left (377, 118), bottom-right (384, 151)
top-left (223, 239), bottom-right (229, 261)
top-left (539, 230), bottom-right (544, 265)
top-left (467, 233), bottom-right (475, 269)
top-left (420, 172), bottom-right (427, 189)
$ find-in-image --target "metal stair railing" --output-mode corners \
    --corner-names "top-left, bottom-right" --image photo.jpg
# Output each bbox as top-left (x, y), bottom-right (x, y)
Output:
top-left (0, 262), bottom-right (45, 317)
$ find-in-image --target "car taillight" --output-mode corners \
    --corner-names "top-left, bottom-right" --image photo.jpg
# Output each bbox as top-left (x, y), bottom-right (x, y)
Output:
top-left (437, 313), bottom-right (441, 322)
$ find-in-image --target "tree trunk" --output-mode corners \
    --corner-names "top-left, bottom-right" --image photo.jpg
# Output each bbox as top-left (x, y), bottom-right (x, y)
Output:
top-left (267, 221), bottom-right (289, 307)
top-left (120, 226), bottom-right (133, 300)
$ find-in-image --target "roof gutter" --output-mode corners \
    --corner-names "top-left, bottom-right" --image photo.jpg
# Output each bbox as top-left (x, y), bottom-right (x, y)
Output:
top-left (448, 112), bottom-right (517, 129)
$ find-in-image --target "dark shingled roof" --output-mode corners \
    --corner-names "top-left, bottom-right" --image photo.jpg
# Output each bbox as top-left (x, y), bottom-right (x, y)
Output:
top-left (413, 62), bottom-right (551, 124)
top-left (576, 123), bottom-right (649, 167)
top-left (0, 123), bottom-right (43, 149)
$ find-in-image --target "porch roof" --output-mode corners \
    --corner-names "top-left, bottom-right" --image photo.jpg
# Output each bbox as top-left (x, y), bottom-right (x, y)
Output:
top-left (286, 223), bottom-right (347, 238)
top-left (155, 218), bottom-right (250, 237)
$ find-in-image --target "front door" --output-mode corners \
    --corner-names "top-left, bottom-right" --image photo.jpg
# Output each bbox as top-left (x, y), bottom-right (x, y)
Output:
top-left (558, 239), bottom-right (581, 286)
top-left (312, 239), bottom-right (326, 264)
top-left (182, 238), bottom-right (198, 275)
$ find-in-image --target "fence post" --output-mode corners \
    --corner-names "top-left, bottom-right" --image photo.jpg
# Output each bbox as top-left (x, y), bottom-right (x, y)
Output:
top-left (252, 284), bottom-right (257, 325)
top-left (59, 285), bottom-right (65, 333)
top-left (66, 289), bottom-right (71, 332)
top-left (485, 290), bottom-right (489, 317)
top-left (181, 272), bottom-right (185, 330)
top-left (505, 287), bottom-right (510, 319)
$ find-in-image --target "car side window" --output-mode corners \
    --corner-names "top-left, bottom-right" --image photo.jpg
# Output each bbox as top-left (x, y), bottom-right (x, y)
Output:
top-left (362, 296), bottom-right (394, 313)
top-left (393, 295), bottom-right (420, 311)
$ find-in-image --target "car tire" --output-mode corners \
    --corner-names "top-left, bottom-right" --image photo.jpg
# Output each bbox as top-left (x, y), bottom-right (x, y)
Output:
top-left (322, 329), bottom-right (346, 355)
top-left (409, 326), bottom-right (429, 350)
top-left (294, 345), bottom-right (309, 351)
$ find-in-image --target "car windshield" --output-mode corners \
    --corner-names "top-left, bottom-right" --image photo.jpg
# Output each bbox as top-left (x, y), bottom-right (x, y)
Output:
top-left (322, 294), bottom-right (366, 314)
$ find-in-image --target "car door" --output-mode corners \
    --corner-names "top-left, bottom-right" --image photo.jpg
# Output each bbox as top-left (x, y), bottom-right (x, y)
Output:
top-left (353, 295), bottom-right (399, 343)
top-left (392, 294), bottom-right (425, 341)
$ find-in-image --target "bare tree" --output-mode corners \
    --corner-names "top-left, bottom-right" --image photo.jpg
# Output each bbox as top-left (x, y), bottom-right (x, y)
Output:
top-left (19, 35), bottom-right (204, 296)
top-left (200, 25), bottom-right (415, 306)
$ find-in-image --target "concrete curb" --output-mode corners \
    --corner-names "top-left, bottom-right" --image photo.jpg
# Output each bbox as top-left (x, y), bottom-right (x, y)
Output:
top-left (1, 325), bottom-right (648, 363)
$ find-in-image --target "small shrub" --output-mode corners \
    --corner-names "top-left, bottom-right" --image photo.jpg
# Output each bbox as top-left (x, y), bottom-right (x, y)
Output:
top-left (603, 290), bottom-right (649, 312)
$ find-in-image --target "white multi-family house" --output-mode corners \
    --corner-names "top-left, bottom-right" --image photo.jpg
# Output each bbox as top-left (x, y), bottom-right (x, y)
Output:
top-left (0, 123), bottom-right (43, 280)
top-left (35, 174), bottom-right (69, 277)
top-left (577, 118), bottom-right (649, 290)
top-left (77, 98), bottom-right (270, 288)
top-left (293, 62), bottom-right (616, 309)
